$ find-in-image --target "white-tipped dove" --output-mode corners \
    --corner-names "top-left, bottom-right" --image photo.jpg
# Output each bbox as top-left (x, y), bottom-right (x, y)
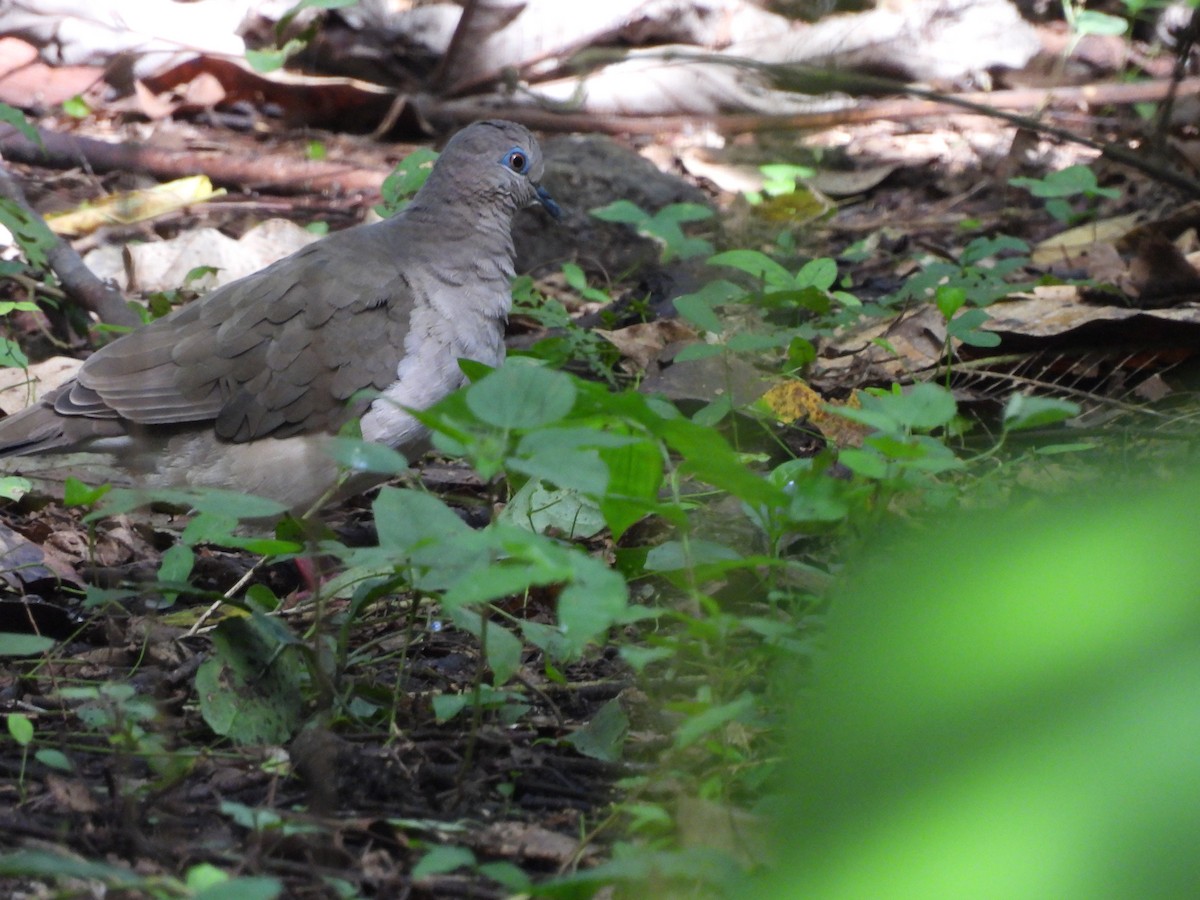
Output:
top-left (0, 120), bottom-right (560, 510)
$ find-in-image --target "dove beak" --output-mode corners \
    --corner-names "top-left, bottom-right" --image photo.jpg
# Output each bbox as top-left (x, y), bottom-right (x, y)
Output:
top-left (535, 185), bottom-right (562, 220)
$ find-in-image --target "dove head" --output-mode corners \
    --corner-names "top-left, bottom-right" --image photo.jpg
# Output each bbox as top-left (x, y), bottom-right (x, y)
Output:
top-left (417, 120), bottom-right (561, 221)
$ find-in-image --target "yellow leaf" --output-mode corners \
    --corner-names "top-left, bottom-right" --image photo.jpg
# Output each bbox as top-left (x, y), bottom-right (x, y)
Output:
top-left (46, 175), bottom-right (225, 236)
top-left (760, 380), bottom-right (868, 448)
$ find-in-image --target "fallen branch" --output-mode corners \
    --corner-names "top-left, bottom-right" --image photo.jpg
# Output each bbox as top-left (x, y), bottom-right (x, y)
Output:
top-left (0, 158), bottom-right (139, 327)
top-left (422, 74), bottom-right (1200, 197)
top-left (421, 74), bottom-right (1200, 135)
top-left (0, 126), bottom-right (389, 196)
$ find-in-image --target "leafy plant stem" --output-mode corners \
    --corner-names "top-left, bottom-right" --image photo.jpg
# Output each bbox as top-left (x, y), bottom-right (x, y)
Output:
top-left (455, 474), bottom-right (505, 800)
top-left (388, 584), bottom-right (423, 739)
top-left (661, 462), bottom-right (711, 618)
top-left (456, 607), bottom-right (489, 803)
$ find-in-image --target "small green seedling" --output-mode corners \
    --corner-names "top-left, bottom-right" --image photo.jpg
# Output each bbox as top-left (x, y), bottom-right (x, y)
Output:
top-left (591, 201), bottom-right (714, 262)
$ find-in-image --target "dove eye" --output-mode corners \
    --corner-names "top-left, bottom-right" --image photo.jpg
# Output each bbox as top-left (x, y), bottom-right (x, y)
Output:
top-left (505, 149), bottom-right (528, 173)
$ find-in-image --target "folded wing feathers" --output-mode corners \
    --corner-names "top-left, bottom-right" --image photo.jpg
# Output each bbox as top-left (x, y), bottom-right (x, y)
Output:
top-left (36, 226), bottom-right (416, 444)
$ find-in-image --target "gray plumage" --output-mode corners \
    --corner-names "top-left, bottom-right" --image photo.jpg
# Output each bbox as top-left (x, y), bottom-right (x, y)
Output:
top-left (0, 120), bottom-right (559, 510)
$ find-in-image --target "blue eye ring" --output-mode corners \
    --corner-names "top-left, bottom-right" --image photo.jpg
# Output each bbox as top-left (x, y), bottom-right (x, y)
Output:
top-left (504, 147), bottom-right (528, 173)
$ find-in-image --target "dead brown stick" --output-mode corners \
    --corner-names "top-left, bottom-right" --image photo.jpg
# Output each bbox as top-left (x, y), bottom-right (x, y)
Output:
top-left (0, 126), bottom-right (389, 196)
top-left (0, 158), bottom-right (139, 327)
top-left (424, 75), bottom-right (1200, 135)
top-left (423, 74), bottom-right (1200, 197)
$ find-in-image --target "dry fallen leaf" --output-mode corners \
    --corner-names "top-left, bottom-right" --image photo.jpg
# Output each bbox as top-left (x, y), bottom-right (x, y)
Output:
top-left (45, 175), bottom-right (225, 236)
top-left (596, 319), bottom-right (696, 371)
top-left (0, 356), bottom-right (82, 414)
top-left (45, 775), bottom-right (100, 814)
top-left (83, 217), bottom-right (320, 294)
top-left (759, 379), bottom-right (868, 447)
top-left (1030, 213), bottom-right (1140, 267)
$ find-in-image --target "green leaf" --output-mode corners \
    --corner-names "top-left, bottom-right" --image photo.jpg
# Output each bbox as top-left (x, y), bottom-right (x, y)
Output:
top-left (220, 800), bottom-right (282, 831)
top-left (0, 198), bottom-right (57, 268)
top-left (0, 475), bottom-right (30, 501)
top-left (503, 480), bottom-right (607, 539)
top-left (94, 486), bottom-right (283, 520)
top-left (30, 742), bottom-right (93, 781)
top-left (477, 861), bottom-right (532, 892)
top-left (180, 512), bottom-right (239, 547)
top-left (61, 95), bottom-right (90, 118)
top-left (674, 693), bottom-right (756, 749)
top-left (786, 473), bottom-right (853, 525)
top-left (1035, 442), bottom-right (1097, 456)
top-left (947, 307), bottom-right (1001, 347)
top-left (372, 487), bottom-right (470, 552)
top-left (187, 489), bottom-right (288, 520)
top-left (620, 645), bottom-right (674, 672)
top-left (953, 326), bottom-right (1002, 348)
top-left (186, 863), bottom-right (230, 891)
top-left (726, 332), bottom-right (792, 352)
top-left (881, 383), bottom-right (958, 431)
top-left (669, 234), bottom-right (715, 261)
top-left (556, 560), bottom-right (628, 655)
top-left (837, 447), bottom-right (888, 480)
top-left (760, 162), bottom-right (815, 194)
top-left (656, 203), bottom-right (714, 224)
top-left (328, 437), bottom-right (408, 475)
top-left (6, 712), bottom-right (33, 745)
top-left (278, 0), bottom-right (358, 33)
top-left (378, 147), bottom-right (439, 215)
top-left (184, 265), bottom-right (220, 284)
top-left (441, 559), bottom-right (547, 612)
top-left (673, 342), bottom-right (725, 361)
top-left (193, 877), bottom-right (283, 900)
top-left (0, 339), bottom-right (27, 372)
top-left (245, 47), bottom-right (290, 73)
top-left (566, 699), bottom-right (629, 762)
top-left (196, 614), bottom-right (305, 745)
top-left (1074, 9), bottom-right (1128, 36)
top-left (432, 694), bottom-right (468, 722)
top-left (764, 469), bottom-right (1200, 899)
top-left (157, 544), bottom-right (195, 596)
top-left (1010, 164), bottom-right (1107, 199)
top-left (794, 257), bottom-right (837, 291)
top-left (708, 249), bottom-right (795, 288)
top-left (0, 103), bottom-right (41, 147)
top-left (672, 278), bottom-right (745, 333)
top-left (598, 437), bottom-right (663, 540)
top-left (1004, 394), bottom-right (1080, 432)
top-left (935, 286), bottom-right (967, 320)
top-left (655, 417), bottom-right (786, 507)
top-left (0, 851), bottom-right (142, 886)
top-left (0, 633), bottom-right (54, 656)
top-left (413, 845), bottom-right (476, 880)
top-left (562, 262), bottom-right (610, 303)
top-left (450, 608), bottom-right (523, 685)
top-left (466, 363), bottom-right (576, 429)
top-left (509, 446), bottom-right (609, 495)
top-left (674, 296), bottom-right (725, 334)
top-left (788, 336), bottom-right (817, 368)
top-left (34, 748), bottom-right (73, 772)
top-left (961, 234), bottom-right (1030, 265)
top-left (645, 539), bottom-right (742, 572)
top-left (590, 200), bottom-right (649, 226)
top-left (692, 394), bottom-right (733, 427)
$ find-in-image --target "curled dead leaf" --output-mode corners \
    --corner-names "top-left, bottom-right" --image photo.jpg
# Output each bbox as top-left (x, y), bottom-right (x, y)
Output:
top-left (596, 319), bottom-right (697, 371)
top-left (760, 380), bottom-right (868, 448)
